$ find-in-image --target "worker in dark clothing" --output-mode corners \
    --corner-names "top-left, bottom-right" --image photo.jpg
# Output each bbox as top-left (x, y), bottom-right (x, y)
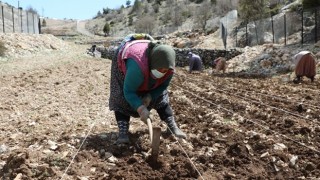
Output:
top-left (187, 52), bottom-right (203, 73)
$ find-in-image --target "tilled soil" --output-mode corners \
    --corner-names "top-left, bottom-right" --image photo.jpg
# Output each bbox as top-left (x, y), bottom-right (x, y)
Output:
top-left (0, 45), bottom-right (320, 179)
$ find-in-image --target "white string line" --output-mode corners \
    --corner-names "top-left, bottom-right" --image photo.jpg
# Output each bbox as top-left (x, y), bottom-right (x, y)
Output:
top-left (60, 122), bottom-right (96, 180)
top-left (61, 70), bottom-right (102, 179)
top-left (235, 90), bottom-right (320, 114)
top-left (171, 83), bottom-right (320, 154)
top-left (176, 73), bottom-right (317, 122)
top-left (191, 77), bottom-right (320, 129)
top-left (284, 84), bottom-right (320, 94)
top-left (208, 75), bottom-right (317, 124)
top-left (242, 119), bottom-right (320, 154)
top-left (211, 85), bottom-right (320, 130)
top-left (164, 123), bottom-right (205, 180)
top-left (212, 86), bottom-right (315, 121)
top-left (207, 75), bottom-right (320, 110)
top-left (216, 72), bottom-right (320, 95)
top-left (225, 86), bottom-right (320, 110)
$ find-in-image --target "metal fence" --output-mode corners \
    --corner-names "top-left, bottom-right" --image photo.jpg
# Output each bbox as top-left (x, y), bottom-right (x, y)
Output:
top-left (0, 2), bottom-right (40, 34)
top-left (234, 6), bottom-right (320, 47)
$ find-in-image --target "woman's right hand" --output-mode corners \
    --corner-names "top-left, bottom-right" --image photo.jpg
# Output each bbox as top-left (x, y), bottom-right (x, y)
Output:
top-left (137, 105), bottom-right (150, 124)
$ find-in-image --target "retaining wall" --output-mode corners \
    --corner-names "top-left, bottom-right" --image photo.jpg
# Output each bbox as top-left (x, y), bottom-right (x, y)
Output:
top-left (0, 2), bottom-right (39, 34)
top-left (97, 46), bottom-right (242, 67)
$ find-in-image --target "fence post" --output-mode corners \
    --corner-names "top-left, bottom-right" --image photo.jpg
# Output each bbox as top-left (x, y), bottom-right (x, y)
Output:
top-left (284, 13), bottom-right (286, 45)
top-left (12, 7), bottom-right (15, 33)
top-left (32, 13), bottom-right (35, 34)
top-left (271, 15), bottom-right (274, 43)
top-left (19, 7), bottom-right (22, 32)
top-left (301, 9), bottom-right (304, 45)
top-left (38, 18), bottom-right (41, 34)
top-left (315, 8), bottom-right (318, 43)
top-left (2, 6), bottom-right (5, 33)
top-left (246, 22), bottom-right (248, 46)
top-left (26, 11), bottom-right (29, 33)
top-left (235, 27), bottom-right (238, 47)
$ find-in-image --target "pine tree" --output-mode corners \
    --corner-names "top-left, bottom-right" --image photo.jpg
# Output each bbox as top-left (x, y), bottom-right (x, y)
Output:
top-left (103, 23), bottom-right (110, 37)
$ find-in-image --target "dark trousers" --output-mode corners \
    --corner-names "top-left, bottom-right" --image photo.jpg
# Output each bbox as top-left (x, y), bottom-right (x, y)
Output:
top-left (115, 103), bottom-right (173, 123)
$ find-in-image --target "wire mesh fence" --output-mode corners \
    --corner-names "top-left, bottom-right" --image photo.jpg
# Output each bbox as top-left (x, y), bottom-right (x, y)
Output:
top-left (233, 6), bottom-right (320, 48)
top-left (0, 2), bottom-right (40, 34)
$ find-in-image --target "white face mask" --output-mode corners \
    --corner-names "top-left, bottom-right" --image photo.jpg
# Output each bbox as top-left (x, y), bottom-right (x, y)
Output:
top-left (151, 69), bottom-right (166, 79)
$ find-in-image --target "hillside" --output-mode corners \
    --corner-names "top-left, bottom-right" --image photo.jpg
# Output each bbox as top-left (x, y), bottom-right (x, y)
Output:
top-left (40, 0), bottom-right (314, 51)
top-left (86, 0), bottom-right (240, 37)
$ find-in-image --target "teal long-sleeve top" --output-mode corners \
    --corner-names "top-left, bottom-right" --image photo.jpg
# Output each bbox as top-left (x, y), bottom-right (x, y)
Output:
top-left (123, 58), bottom-right (173, 111)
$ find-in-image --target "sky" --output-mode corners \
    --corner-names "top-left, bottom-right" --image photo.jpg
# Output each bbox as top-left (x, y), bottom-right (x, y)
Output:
top-left (1, 0), bottom-right (128, 20)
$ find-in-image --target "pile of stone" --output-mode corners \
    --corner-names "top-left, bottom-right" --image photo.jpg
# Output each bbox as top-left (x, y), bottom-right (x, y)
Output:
top-left (227, 42), bottom-right (320, 75)
top-left (0, 33), bottom-right (70, 58)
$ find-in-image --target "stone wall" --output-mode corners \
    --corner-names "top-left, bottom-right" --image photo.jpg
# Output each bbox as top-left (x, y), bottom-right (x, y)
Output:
top-left (97, 46), bottom-right (242, 68)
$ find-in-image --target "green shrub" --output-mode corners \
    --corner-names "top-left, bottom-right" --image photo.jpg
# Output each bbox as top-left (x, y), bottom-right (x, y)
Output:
top-left (269, 4), bottom-right (282, 16)
top-left (181, 10), bottom-right (192, 18)
top-left (289, 3), bottom-right (302, 12)
top-left (42, 19), bottom-right (47, 27)
top-left (128, 16), bottom-right (133, 26)
top-left (103, 23), bottom-right (110, 36)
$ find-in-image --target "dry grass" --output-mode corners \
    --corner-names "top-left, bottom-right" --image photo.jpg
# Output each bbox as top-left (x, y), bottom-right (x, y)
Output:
top-left (0, 40), bottom-right (7, 56)
top-left (41, 18), bottom-right (79, 36)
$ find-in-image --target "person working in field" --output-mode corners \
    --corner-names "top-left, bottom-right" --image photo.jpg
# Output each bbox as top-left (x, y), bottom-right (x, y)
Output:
top-left (109, 34), bottom-right (187, 144)
top-left (187, 52), bottom-right (203, 73)
top-left (212, 56), bottom-right (227, 74)
top-left (292, 51), bottom-right (317, 84)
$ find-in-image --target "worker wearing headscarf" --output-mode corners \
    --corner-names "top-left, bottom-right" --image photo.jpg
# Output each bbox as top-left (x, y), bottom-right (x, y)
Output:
top-left (292, 51), bottom-right (316, 83)
top-left (109, 34), bottom-right (187, 144)
top-left (187, 52), bottom-right (203, 73)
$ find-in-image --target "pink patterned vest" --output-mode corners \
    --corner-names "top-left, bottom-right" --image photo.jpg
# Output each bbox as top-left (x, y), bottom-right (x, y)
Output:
top-left (117, 40), bottom-right (173, 92)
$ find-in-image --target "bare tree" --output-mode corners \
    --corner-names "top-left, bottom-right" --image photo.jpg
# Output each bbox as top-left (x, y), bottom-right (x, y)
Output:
top-left (238, 0), bottom-right (269, 44)
top-left (26, 6), bottom-right (38, 14)
top-left (238, 0), bottom-right (268, 21)
top-left (214, 0), bottom-right (239, 16)
top-left (194, 1), bottom-right (213, 31)
top-left (172, 5), bottom-right (184, 27)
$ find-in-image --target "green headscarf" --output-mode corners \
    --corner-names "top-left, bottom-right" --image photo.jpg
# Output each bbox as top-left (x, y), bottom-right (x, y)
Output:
top-left (149, 44), bottom-right (176, 70)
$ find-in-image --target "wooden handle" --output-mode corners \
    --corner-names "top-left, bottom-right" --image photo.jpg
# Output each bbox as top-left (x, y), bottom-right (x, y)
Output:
top-left (147, 117), bottom-right (161, 161)
top-left (147, 118), bottom-right (153, 143)
top-left (151, 127), bottom-right (161, 161)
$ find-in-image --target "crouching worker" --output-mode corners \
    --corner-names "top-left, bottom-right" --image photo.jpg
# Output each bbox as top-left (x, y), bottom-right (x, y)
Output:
top-left (292, 51), bottom-right (316, 84)
top-left (87, 44), bottom-right (97, 56)
top-left (212, 57), bottom-right (227, 74)
top-left (109, 34), bottom-right (187, 144)
top-left (187, 52), bottom-right (203, 73)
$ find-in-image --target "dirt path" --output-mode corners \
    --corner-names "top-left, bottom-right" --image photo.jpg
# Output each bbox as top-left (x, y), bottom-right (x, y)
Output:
top-left (76, 20), bottom-right (95, 37)
top-left (0, 43), bottom-right (320, 179)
